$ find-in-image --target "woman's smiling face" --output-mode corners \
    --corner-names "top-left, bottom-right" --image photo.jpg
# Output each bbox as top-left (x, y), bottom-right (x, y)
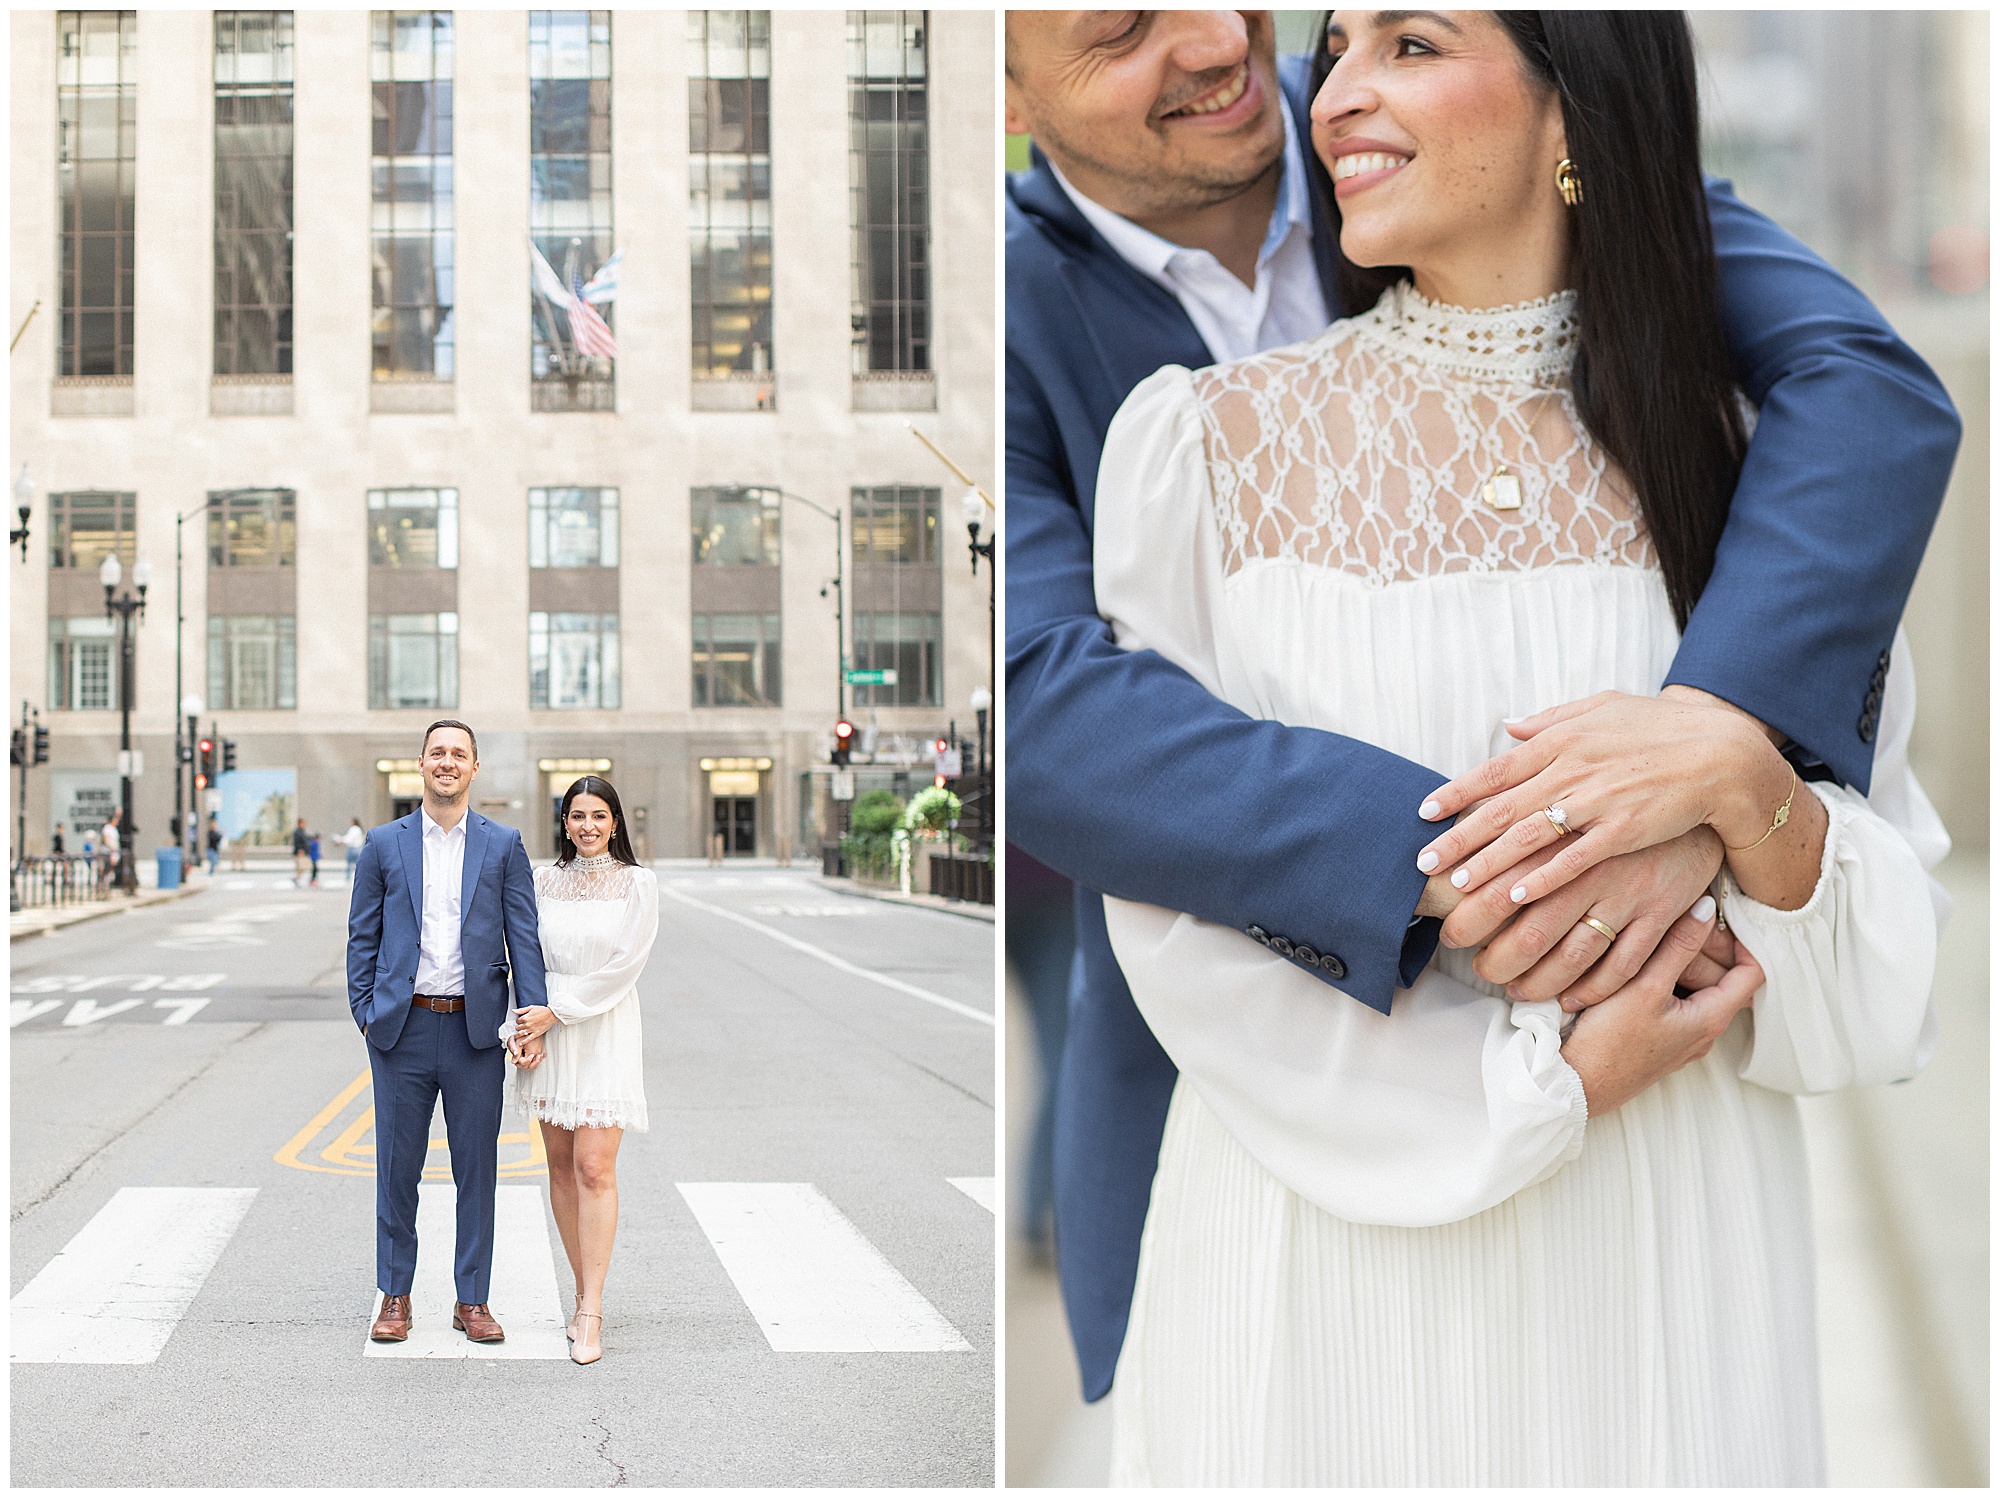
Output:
top-left (566, 792), bottom-right (615, 856)
top-left (1311, 10), bottom-right (1570, 304)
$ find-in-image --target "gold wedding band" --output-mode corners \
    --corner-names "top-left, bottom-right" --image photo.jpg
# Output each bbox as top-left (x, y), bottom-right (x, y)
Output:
top-left (1544, 805), bottom-right (1572, 837)
top-left (1580, 915), bottom-right (1619, 943)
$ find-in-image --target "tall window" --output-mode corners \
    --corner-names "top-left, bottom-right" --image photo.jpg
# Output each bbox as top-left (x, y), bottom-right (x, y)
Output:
top-left (847, 12), bottom-right (929, 374)
top-left (850, 483), bottom-right (940, 706)
top-left (529, 487), bottom-right (618, 567)
top-left (371, 12), bottom-right (454, 381)
top-left (692, 613), bottom-right (781, 706)
top-left (56, 11), bottom-right (137, 379)
top-left (209, 614), bottom-right (297, 709)
top-left (49, 618), bottom-right (119, 710)
top-left (370, 612), bottom-right (458, 708)
top-left (530, 613), bottom-right (619, 709)
top-left (691, 485), bottom-right (779, 566)
top-left (209, 489), bottom-right (297, 566)
top-left (530, 11), bottom-right (615, 412)
top-left (48, 491), bottom-right (135, 569)
top-left (214, 13), bottom-right (294, 376)
top-left (687, 11), bottom-right (773, 406)
top-left (368, 486), bottom-right (457, 567)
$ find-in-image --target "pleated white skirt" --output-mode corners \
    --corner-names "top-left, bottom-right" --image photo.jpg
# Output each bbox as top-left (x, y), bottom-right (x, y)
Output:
top-left (1109, 1024), bottom-right (1827, 1487)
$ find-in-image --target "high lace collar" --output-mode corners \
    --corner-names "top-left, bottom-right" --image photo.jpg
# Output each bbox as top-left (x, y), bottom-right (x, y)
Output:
top-left (1354, 281), bottom-right (1579, 384)
top-left (570, 851), bottom-right (617, 871)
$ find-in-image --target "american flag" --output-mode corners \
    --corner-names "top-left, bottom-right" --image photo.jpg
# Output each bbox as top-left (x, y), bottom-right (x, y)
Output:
top-left (567, 271), bottom-right (619, 360)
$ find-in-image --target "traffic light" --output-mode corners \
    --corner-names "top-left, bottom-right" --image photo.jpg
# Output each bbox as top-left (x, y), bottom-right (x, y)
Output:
top-left (32, 724), bottom-right (48, 765)
top-left (8, 730), bottom-right (22, 768)
top-left (832, 719), bottom-right (855, 767)
top-left (196, 738), bottom-right (214, 788)
top-left (221, 739), bottom-right (238, 772)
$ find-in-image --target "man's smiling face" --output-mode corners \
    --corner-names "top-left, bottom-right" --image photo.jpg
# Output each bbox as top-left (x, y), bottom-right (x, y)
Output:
top-left (1004, 11), bottom-right (1287, 220)
top-left (419, 727), bottom-right (478, 805)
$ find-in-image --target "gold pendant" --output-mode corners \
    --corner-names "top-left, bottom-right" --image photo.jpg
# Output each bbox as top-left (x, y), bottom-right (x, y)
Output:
top-left (1482, 465), bottom-right (1522, 511)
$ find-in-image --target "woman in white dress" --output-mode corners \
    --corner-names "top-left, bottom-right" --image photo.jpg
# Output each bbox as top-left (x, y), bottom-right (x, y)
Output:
top-left (505, 774), bottom-right (659, 1366)
top-left (1091, 11), bottom-right (1946, 1485)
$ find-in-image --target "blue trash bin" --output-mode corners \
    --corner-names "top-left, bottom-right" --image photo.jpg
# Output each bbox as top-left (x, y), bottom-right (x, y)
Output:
top-left (154, 846), bottom-right (182, 891)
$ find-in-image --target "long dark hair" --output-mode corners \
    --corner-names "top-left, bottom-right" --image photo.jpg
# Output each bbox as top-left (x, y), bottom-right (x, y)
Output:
top-left (1307, 11), bottom-right (1746, 629)
top-left (555, 774), bottom-right (640, 868)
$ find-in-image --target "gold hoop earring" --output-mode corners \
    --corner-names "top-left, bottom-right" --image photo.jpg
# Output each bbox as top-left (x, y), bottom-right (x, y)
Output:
top-left (1556, 158), bottom-right (1583, 208)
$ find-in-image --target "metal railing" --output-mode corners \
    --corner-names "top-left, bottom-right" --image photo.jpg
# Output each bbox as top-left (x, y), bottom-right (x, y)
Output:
top-left (11, 854), bottom-right (115, 910)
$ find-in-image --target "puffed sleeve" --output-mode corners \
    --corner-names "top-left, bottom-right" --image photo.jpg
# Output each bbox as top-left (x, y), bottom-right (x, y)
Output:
top-left (546, 868), bottom-right (660, 1024)
top-left (1728, 628), bottom-right (1946, 1093)
top-left (1092, 364), bottom-right (1230, 699)
top-left (1095, 362), bottom-right (1588, 1228)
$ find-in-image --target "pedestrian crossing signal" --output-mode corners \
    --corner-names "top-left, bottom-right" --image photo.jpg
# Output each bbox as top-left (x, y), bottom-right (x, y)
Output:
top-left (832, 720), bottom-right (855, 766)
top-left (221, 739), bottom-right (238, 772)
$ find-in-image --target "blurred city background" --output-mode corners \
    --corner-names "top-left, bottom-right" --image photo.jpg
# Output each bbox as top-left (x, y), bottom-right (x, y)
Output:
top-left (1004, 10), bottom-right (1988, 1486)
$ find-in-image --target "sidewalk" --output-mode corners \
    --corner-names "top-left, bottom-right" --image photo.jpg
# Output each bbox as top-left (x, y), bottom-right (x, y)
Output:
top-left (815, 875), bottom-right (995, 924)
top-left (9, 879), bottom-right (207, 943)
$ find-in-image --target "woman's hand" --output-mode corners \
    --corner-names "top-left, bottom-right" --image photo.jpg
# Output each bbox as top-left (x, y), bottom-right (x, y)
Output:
top-left (1412, 688), bottom-right (1791, 909)
top-left (1560, 902), bottom-right (1764, 1117)
top-left (512, 1004), bottom-right (557, 1043)
top-left (509, 1032), bottom-right (547, 1069)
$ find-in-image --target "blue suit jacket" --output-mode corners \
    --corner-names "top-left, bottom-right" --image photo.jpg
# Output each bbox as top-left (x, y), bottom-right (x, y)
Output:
top-left (345, 809), bottom-right (549, 1053)
top-left (1007, 55), bottom-right (1962, 1401)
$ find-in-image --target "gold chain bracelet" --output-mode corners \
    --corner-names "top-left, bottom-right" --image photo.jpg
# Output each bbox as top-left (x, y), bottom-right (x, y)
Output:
top-left (1724, 768), bottom-right (1798, 852)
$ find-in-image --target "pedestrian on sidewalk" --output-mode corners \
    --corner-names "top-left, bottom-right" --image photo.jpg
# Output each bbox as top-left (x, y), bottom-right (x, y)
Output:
top-left (342, 817), bottom-right (365, 884)
top-left (349, 719), bottom-right (548, 1350)
top-left (100, 812), bottom-right (122, 892)
top-left (205, 815), bottom-right (222, 875)
top-left (308, 831), bottom-right (322, 886)
top-left (503, 773), bottom-right (659, 1366)
top-left (291, 818), bottom-right (310, 887)
top-left (50, 823), bottom-right (64, 856)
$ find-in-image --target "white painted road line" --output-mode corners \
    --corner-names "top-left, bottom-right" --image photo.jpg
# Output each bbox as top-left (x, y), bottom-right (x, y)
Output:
top-left (678, 1182), bottom-right (972, 1353)
top-left (362, 1184), bottom-right (568, 1359)
top-left (947, 1177), bottom-right (996, 1213)
top-left (660, 885), bottom-right (994, 1027)
top-left (11, 999), bottom-right (62, 1027)
top-left (12, 1187), bottom-right (258, 1364)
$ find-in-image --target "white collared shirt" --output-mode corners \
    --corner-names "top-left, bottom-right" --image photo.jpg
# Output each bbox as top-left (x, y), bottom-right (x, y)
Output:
top-left (414, 807), bottom-right (468, 997)
top-left (1051, 114), bottom-right (1330, 363)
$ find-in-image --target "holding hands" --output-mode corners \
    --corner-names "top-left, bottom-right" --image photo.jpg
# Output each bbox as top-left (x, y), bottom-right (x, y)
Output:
top-left (507, 1005), bottom-right (557, 1069)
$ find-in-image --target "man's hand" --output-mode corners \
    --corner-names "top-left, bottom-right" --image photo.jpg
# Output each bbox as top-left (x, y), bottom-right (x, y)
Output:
top-left (1413, 689), bottom-right (1786, 909)
top-left (1560, 905), bottom-right (1764, 1117)
top-left (511, 1033), bottom-right (546, 1070)
top-left (1444, 826), bottom-right (1727, 1010)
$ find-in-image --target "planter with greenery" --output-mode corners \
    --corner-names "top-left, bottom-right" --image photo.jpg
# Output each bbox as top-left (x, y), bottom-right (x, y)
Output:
top-left (839, 788), bottom-right (905, 884)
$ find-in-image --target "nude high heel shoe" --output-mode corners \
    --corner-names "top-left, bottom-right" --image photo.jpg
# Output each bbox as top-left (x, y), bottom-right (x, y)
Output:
top-left (571, 1310), bottom-right (603, 1365)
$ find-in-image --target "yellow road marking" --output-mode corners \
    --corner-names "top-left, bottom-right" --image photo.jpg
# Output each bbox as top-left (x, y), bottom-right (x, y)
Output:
top-left (275, 1067), bottom-right (547, 1177)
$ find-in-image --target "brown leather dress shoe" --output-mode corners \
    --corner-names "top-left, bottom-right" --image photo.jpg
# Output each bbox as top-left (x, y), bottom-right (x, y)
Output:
top-left (452, 1301), bottom-right (505, 1343)
top-left (371, 1293), bottom-right (412, 1342)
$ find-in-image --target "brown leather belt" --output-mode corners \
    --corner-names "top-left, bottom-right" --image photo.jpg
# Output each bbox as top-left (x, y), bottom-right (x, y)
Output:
top-left (411, 994), bottom-right (465, 1013)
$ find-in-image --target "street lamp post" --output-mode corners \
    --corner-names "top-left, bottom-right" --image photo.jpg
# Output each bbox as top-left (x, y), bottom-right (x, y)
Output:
top-left (774, 488), bottom-right (846, 719)
top-left (173, 499), bottom-right (212, 858)
top-left (100, 553), bottom-right (151, 893)
top-left (969, 685), bottom-right (992, 853)
top-left (11, 464), bottom-right (35, 562)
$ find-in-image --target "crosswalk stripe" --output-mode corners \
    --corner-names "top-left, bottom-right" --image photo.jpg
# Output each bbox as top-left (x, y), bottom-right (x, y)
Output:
top-left (660, 884), bottom-right (994, 1027)
top-left (362, 1184), bottom-right (567, 1359)
top-left (947, 1176), bottom-right (996, 1213)
top-left (11, 999), bottom-right (62, 1027)
top-left (678, 1182), bottom-right (972, 1353)
top-left (11, 1187), bottom-right (258, 1364)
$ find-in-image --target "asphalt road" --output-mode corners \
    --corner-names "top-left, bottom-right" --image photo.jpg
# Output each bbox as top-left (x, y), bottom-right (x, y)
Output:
top-left (11, 864), bottom-right (996, 1487)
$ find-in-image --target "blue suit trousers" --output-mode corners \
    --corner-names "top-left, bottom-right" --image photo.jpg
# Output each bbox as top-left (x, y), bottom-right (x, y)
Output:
top-left (368, 1004), bottom-right (505, 1303)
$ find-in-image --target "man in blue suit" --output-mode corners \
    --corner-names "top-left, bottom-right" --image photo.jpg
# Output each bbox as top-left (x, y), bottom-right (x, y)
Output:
top-left (347, 719), bottom-right (548, 1344)
top-left (1004, 12), bottom-right (1960, 1402)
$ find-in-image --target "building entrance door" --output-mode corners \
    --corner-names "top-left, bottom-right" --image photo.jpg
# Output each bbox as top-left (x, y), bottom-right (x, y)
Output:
top-left (711, 796), bottom-right (756, 856)
top-left (391, 796), bottom-right (420, 821)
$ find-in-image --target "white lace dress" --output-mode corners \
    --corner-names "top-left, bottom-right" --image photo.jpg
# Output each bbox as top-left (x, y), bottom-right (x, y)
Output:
top-left (501, 856), bottom-right (658, 1132)
top-left (1092, 284), bottom-right (1948, 1486)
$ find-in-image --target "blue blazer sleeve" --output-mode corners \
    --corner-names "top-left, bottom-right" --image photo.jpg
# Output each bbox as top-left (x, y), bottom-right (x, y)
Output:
top-left (1664, 179), bottom-right (1959, 791)
top-left (345, 832), bottom-right (385, 1031)
top-left (1005, 337), bottom-right (1445, 1017)
top-left (500, 832), bottom-right (548, 1009)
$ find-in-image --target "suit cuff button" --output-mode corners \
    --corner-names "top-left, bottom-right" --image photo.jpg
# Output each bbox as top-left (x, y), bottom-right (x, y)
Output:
top-left (1294, 945), bottom-right (1320, 966)
top-left (1320, 953), bottom-right (1346, 978)
top-left (1246, 925), bottom-right (1272, 946)
top-left (1268, 936), bottom-right (1294, 958)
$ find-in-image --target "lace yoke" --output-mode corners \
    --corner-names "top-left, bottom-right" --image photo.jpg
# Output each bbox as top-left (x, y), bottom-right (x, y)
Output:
top-left (536, 856), bottom-right (637, 902)
top-left (1192, 282), bottom-right (1654, 584)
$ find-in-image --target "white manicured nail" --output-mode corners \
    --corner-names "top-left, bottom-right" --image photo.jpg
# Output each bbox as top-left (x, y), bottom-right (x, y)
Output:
top-left (1419, 799), bottom-right (1441, 821)
top-left (1692, 895), bottom-right (1716, 924)
top-left (1510, 885), bottom-right (1528, 903)
top-left (1417, 850), bottom-right (1439, 873)
top-left (1503, 715), bottom-right (1526, 726)
top-left (1451, 868), bottom-right (1471, 890)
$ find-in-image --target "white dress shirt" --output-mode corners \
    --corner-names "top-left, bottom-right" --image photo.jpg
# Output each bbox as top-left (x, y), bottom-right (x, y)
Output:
top-left (414, 807), bottom-right (468, 997)
top-left (1051, 115), bottom-right (1329, 363)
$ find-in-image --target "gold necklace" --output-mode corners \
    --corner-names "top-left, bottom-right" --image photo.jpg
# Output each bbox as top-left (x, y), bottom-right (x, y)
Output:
top-left (1480, 386), bottom-right (1561, 512)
